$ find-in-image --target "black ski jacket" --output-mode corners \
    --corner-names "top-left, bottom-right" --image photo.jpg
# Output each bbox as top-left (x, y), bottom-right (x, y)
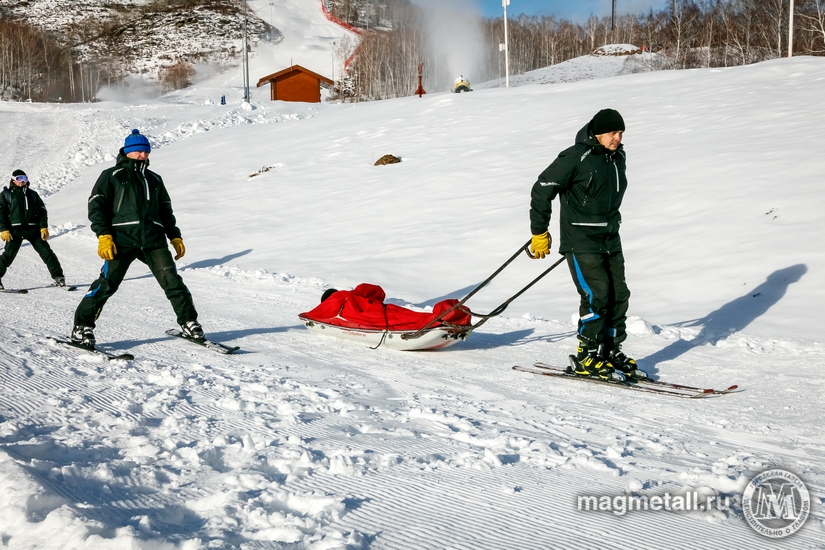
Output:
top-left (0, 183), bottom-right (49, 233)
top-left (88, 149), bottom-right (181, 249)
top-left (529, 122), bottom-right (627, 254)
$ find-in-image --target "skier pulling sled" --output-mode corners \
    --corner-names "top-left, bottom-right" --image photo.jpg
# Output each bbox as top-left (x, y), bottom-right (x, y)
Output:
top-left (299, 240), bottom-right (564, 351)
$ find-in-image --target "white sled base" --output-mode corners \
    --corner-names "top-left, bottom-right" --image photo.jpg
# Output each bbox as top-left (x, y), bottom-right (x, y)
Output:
top-left (300, 318), bottom-right (470, 351)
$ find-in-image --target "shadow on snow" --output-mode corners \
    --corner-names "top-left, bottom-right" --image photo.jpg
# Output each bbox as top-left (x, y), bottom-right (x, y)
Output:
top-left (640, 264), bottom-right (807, 376)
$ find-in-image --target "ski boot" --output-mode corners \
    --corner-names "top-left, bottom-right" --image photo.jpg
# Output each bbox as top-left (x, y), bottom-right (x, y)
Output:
top-left (0, 279), bottom-right (3, 290)
top-left (70, 325), bottom-right (96, 348)
top-left (53, 276), bottom-right (66, 288)
top-left (181, 320), bottom-right (205, 341)
top-left (605, 347), bottom-right (647, 380)
top-left (568, 343), bottom-right (625, 382)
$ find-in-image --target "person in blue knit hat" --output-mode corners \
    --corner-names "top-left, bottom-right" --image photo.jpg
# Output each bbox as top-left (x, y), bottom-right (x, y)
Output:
top-left (70, 129), bottom-right (205, 348)
top-left (0, 169), bottom-right (66, 290)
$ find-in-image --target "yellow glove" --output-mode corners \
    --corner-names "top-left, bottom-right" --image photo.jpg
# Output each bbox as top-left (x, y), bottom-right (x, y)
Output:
top-left (41, 228), bottom-right (49, 240)
top-left (97, 234), bottom-right (117, 260)
top-left (0, 230), bottom-right (11, 243)
top-left (530, 231), bottom-right (551, 259)
top-left (170, 237), bottom-right (185, 260)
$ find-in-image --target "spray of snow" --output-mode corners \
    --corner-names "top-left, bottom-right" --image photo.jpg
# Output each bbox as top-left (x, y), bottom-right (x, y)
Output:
top-left (95, 75), bottom-right (161, 103)
top-left (414, 0), bottom-right (488, 90)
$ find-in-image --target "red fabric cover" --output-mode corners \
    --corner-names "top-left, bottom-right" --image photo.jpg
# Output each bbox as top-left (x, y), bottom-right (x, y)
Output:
top-left (300, 283), bottom-right (472, 331)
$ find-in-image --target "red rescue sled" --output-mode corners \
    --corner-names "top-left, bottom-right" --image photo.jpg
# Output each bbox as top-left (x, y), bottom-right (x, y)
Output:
top-left (299, 240), bottom-right (566, 351)
top-left (299, 284), bottom-right (472, 351)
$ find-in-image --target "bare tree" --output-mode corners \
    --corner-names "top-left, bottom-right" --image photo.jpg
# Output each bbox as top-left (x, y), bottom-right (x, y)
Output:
top-left (798, 0), bottom-right (825, 53)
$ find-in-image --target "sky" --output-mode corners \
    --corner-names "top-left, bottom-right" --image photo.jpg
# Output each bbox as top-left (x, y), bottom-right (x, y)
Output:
top-left (477, 0), bottom-right (661, 21)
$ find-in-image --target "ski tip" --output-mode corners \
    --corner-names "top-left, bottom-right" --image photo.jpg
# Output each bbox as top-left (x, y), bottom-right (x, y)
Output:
top-left (727, 385), bottom-right (739, 391)
top-left (687, 389), bottom-right (715, 398)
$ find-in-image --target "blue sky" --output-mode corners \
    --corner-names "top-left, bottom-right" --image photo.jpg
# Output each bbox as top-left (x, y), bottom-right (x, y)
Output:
top-left (476, 0), bottom-right (661, 21)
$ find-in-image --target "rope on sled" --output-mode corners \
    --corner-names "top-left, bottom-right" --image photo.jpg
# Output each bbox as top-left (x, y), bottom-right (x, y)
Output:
top-left (370, 304), bottom-right (391, 350)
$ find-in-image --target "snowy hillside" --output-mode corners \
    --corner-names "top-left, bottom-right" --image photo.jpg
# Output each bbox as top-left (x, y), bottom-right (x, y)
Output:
top-left (0, 0), bottom-right (274, 80)
top-left (477, 47), bottom-right (663, 89)
top-left (1, 51), bottom-right (825, 549)
top-left (0, 0), bottom-right (355, 198)
top-left (0, 0), bottom-right (354, 89)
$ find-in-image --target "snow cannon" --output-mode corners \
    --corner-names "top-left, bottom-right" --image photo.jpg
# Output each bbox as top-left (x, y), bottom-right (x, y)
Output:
top-left (452, 75), bottom-right (472, 93)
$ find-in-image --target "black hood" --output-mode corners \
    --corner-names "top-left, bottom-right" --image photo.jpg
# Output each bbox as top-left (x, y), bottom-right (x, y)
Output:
top-left (8, 182), bottom-right (29, 192)
top-left (116, 148), bottom-right (150, 172)
top-left (574, 122), bottom-right (624, 158)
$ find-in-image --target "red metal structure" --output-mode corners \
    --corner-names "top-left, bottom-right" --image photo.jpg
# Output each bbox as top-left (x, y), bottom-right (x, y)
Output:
top-left (414, 63), bottom-right (426, 97)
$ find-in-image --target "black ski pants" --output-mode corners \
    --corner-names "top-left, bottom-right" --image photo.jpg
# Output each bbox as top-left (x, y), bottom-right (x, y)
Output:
top-left (0, 228), bottom-right (64, 280)
top-left (565, 251), bottom-right (630, 350)
top-left (73, 246), bottom-right (197, 328)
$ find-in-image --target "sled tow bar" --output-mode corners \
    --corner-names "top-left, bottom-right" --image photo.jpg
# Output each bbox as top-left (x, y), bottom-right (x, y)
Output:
top-left (401, 240), bottom-right (564, 340)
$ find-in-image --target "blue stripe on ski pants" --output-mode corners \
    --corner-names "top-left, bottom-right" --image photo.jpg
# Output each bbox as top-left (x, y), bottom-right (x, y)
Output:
top-left (84, 260), bottom-right (109, 297)
top-left (572, 254), bottom-right (600, 337)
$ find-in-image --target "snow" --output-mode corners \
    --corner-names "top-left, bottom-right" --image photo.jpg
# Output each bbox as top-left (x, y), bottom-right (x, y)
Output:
top-left (592, 43), bottom-right (642, 55)
top-left (477, 48), bottom-right (661, 89)
top-left (2, 9), bottom-right (825, 549)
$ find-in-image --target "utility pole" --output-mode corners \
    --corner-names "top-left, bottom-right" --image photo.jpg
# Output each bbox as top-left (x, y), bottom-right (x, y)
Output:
top-left (788, 0), bottom-right (794, 57)
top-left (501, 0), bottom-right (510, 88)
top-left (242, 5), bottom-right (250, 102)
top-left (612, 0), bottom-right (616, 32)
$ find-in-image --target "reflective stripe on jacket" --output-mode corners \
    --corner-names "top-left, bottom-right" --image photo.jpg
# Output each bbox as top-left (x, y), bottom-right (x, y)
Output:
top-left (87, 149), bottom-right (181, 249)
top-left (529, 123), bottom-right (627, 254)
top-left (0, 184), bottom-right (48, 232)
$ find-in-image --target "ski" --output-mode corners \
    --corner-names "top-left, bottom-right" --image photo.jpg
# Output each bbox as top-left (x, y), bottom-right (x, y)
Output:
top-left (165, 328), bottom-right (240, 354)
top-left (534, 362), bottom-right (738, 395)
top-left (51, 283), bottom-right (79, 291)
top-left (48, 336), bottom-right (134, 361)
top-left (1, 288), bottom-right (28, 294)
top-left (513, 365), bottom-right (715, 398)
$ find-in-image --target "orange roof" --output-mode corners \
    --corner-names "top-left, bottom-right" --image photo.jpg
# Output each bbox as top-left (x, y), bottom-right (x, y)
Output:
top-left (256, 65), bottom-right (333, 88)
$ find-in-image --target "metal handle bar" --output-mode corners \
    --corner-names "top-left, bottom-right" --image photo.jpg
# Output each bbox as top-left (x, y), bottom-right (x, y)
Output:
top-left (401, 239), bottom-right (547, 340)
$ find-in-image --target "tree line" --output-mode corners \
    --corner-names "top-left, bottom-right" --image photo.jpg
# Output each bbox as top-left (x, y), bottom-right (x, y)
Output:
top-left (4, 0), bottom-right (824, 102)
top-left (332, 0), bottom-right (825, 101)
top-left (0, 17), bottom-right (74, 102)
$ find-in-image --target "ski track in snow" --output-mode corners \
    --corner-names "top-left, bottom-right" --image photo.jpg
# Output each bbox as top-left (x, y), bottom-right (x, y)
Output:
top-left (1, 232), bottom-right (824, 548)
top-left (0, 100), bottom-right (315, 198)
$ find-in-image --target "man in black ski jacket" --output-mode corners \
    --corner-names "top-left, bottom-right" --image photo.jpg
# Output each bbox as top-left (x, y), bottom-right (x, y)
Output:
top-left (529, 109), bottom-right (645, 381)
top-left (70, 129), bottom-right (204, 347)
top-left (0, 170), bottom-right (65, 290)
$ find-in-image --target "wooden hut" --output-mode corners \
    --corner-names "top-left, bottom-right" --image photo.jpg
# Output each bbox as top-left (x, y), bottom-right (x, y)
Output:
top-left (256, 65), bottom-right (333, 103)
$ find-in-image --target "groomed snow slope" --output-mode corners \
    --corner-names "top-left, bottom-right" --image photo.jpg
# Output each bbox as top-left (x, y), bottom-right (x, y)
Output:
top-left (1, 57), bottom-right (824, 548)
top-left (476, 49), bottom-right (661, 89)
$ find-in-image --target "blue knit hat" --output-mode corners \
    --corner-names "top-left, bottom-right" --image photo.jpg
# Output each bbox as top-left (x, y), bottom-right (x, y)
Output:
top-left (123, 129), bottom-right (151, 154)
